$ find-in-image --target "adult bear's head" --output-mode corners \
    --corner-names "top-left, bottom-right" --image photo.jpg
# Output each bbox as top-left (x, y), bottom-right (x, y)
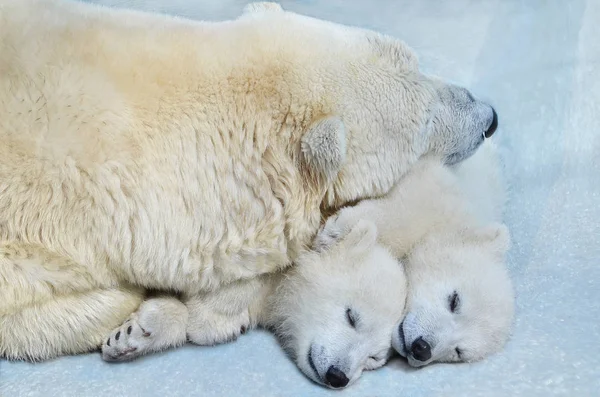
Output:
top-left (295, 32), bottom-right (497, 209)
top-left (242, 3), bottom-right (497, 211)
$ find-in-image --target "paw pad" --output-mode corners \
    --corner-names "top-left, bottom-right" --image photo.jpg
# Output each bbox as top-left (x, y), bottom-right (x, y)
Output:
top-left (102, 318), bottom-right (153, 362)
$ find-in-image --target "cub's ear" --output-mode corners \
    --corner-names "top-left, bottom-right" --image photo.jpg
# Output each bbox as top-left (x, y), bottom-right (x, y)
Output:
top-left (341, 219), bottom-right (378, 258)
top-left (313, 216), bottom-right (377, 258)
top-left (473, 222), bottom-right (511, 258)
top-left (312, 213), bottom-right (345, 253)
top-left (242, 2), bottom-right (283, 15)
top-left (301, 117), bottom-right (347, 184)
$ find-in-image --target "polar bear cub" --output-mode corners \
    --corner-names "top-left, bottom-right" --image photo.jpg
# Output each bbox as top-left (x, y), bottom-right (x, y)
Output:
top-left (329, 140), bottom-right (514, 367)
top-left (102, 219), bottom-right (407, 389)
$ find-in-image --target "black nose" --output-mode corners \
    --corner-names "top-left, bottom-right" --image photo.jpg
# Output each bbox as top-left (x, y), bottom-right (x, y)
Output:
top-left (410, 337), bottom-right (432, 362)
top-left (484, 107), bottom-right (498, 138)
top-left (325, 365), bottom-right (349, 388)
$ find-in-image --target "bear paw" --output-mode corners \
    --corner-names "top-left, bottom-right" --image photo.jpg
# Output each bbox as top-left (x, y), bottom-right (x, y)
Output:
top-left (102, 316), bottom-right (154, 362)
top-left (186, 310), bottom-right (251, 346)
top-left (101, 296), bottom-right (188, 362)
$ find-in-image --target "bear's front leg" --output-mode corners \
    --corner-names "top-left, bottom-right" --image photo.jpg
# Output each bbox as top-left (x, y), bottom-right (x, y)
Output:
top-left (184, 297), bottom-right (250, 345)
top-left (183, 278), bottom-right (264, 346)
top-left (101, 278), bottom-right (267, 361)
top-left (102, 295), bottom-right (189, 362)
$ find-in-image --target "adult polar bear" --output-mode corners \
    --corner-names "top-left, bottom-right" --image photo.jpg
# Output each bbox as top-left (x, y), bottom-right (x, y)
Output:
top-left (0, 0), bottom-right (498, 361)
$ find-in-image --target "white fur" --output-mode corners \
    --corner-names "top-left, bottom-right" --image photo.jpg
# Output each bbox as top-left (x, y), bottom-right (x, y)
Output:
top-left (0, 0), bottom-right (494, 362)
top-left (101, 220), bottom-right (407, 390)
top-left (332, 140), bottom-right (515, 367)
top-left (264, 219), bottom-right (407, 388)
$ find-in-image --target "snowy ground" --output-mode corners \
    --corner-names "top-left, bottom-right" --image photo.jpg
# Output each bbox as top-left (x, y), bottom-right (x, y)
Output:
top-left (2, 1), bottom-right (599, 396)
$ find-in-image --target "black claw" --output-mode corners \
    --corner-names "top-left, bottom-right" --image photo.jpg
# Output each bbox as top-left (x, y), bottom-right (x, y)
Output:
top-left (107, 338), bottom-right (111, 347)
top-left (127, 326), bottom-right (132, 335)
top-left (139, 325), bottom-right (151, 337)
top-left (115, 331), bottom-right (121, 341)
top-left (240, 326), bottom-right (247, 334)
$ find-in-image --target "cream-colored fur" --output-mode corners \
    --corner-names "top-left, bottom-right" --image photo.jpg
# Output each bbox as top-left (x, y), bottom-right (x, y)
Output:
top-left (331, 140), bottom-right (514, 367)
top-left (0, 0), bottom-right (496, 361)
top-left (103, 220), bottom-right (407, 389)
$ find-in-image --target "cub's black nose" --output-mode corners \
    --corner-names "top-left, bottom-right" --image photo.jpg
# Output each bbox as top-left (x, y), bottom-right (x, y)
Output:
top-left (485, 107), bottom-right (498, 138)
top-left (411, 337), bottom-right (432, 362)
top-left (325, 365), bottom-right (349, 388)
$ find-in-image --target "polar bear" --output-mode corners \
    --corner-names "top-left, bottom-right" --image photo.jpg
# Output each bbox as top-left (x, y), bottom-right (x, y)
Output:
top-left (100, 219), bottom-right (407, 389)
top-left (328, 141), bottom-right (514, 367)
top-left (0, 0), bottom-right (498, 361)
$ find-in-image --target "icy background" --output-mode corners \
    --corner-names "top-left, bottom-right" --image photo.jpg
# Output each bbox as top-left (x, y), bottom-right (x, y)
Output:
top-left (2, 0), bottom-right (599, 396)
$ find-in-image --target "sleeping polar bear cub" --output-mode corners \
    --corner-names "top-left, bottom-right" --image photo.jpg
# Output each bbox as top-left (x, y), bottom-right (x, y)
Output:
top-left (0, 0), bottom-right (497, 363)
top-left (328, 140), bottom-right (514, 367)
top-left (102, 219), bottom-right (407, 390)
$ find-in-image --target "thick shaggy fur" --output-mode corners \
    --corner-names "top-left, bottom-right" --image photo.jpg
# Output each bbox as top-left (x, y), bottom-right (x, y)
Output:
top-left (0, 0), bottom-right (495, 361)
top-left (100, 220), bottom-right (407, 390)
top-left (332, 141), bottom-right (514, 367)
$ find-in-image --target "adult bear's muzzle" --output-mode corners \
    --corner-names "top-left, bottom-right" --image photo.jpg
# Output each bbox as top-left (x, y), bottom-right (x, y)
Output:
top-left (485, 107), bottom-right (499, 138)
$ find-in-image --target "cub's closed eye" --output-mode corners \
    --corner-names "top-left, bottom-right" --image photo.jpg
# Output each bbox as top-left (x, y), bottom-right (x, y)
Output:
top-left (448, 291), bottom-right (460, 313)
top-left (455, 347), bottom-right (462, 358)
top-left (346, 308), bottom-right (357, 328)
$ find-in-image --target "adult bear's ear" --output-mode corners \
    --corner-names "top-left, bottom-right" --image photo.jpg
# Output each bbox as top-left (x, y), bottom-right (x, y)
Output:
top-left (301, 116), bottom-right (347, 185)
top-left (366, 33), bottom-right (419, 72)
top-left (242, 2), bottom-right (283, 15)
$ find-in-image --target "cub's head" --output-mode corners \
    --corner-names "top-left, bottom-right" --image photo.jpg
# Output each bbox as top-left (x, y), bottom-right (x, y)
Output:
top-left (392, 224), bottom-right (514, 367)
top-left (267, 218), bottom-right (407, 389)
